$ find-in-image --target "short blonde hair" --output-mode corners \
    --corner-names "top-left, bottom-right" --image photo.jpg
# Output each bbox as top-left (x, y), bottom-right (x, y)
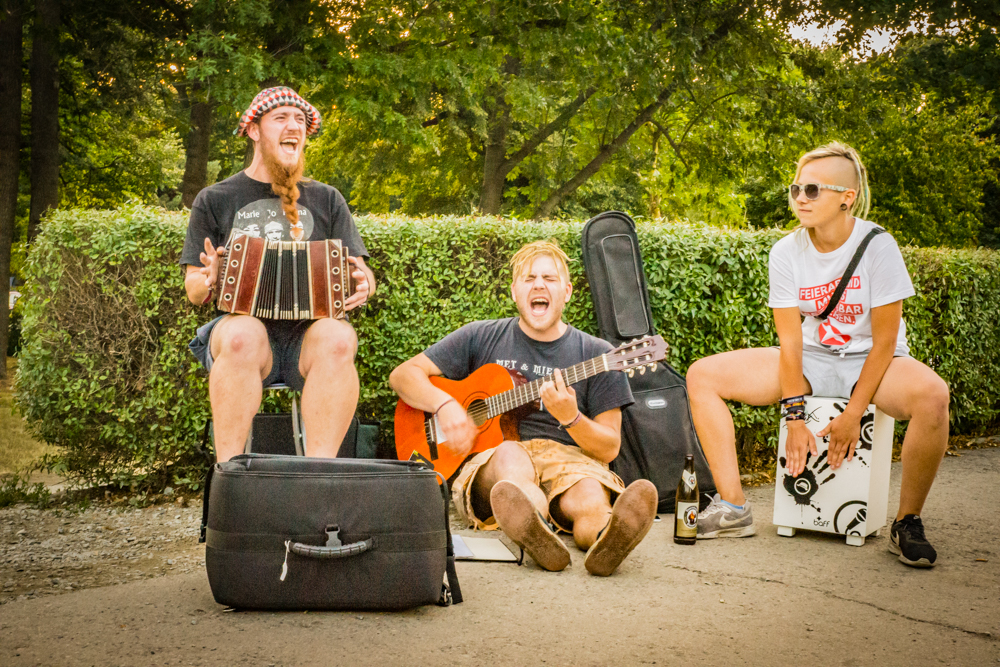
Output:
top-left (509, 240), bottom-right (571, 284)
top-left (791, 141), bottom-right (871, 219)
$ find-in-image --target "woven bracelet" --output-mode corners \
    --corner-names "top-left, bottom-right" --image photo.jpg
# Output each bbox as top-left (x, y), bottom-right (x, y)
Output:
top-left (559, 411), bottom-right (583, 429)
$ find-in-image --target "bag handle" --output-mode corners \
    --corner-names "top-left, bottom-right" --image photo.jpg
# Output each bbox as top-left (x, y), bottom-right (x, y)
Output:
top-left (817, 227), bottom-right (885, 321)
top-left (288, 526), bottom-right (373, 559)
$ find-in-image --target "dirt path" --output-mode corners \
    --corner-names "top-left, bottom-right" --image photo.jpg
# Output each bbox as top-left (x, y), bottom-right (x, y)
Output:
top-left (1, 449), bottom-right (998, 666)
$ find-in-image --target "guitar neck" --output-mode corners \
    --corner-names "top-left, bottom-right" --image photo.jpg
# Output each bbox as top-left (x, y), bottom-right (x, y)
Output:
top-left (485, 355), bottom-right (609, 418)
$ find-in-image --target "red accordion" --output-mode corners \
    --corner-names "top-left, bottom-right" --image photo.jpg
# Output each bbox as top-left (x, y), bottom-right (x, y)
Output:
top-left (215, 229), bottom-right (356, 320)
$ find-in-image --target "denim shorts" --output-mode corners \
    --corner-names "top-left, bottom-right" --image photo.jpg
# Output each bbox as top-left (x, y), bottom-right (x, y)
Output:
top-left (801, 346), bottom-right (909, 399)
top-left (188, 315), bottom-right (314, 391)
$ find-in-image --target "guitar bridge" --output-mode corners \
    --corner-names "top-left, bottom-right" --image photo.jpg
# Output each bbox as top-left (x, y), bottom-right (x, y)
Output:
top-left (425, 413), bottom-right (449, 460)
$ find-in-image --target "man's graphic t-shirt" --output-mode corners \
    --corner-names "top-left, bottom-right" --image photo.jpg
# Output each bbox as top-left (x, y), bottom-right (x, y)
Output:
top-left (767, 218), bottom-right (914, 355)
top-left (423, 318), bottom-right (634, 448)
top-left (179, 171), bottom-right (368, 269)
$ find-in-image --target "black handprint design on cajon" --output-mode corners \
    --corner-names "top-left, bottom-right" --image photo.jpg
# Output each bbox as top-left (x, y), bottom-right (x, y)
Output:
top-left (830, 401), bottom-right (873, 464)
top-left (778, 450), bottom-right (836, 511)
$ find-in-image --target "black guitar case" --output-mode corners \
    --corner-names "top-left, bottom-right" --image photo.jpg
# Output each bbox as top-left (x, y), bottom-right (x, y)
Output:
top-left (581, 211), bottom-right (716, 512)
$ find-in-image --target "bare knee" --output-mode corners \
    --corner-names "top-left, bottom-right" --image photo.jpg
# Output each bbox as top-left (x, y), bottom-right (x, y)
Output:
top-left (559, 478), bottom-right (610, 517)
top-left (489, 441), bottom-right (535, 481)
top-left (915, 376), bottom-right (950, 425)
top-left (686, 356), bottom-right (719, 397)
top-left (305, 320), bottom-right (358, 365)
top-left (215, 318), bottom-right (269, 365)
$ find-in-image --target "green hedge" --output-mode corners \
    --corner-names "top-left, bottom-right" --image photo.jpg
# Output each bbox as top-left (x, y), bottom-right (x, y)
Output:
top-left (15, 206), bottom-right (1000, 490)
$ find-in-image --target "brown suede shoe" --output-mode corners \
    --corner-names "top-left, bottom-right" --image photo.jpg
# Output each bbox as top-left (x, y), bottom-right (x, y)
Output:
top-left (584, 479), bottom-right (658, 576)
top-left (490, 480), bottom-right (571, 572)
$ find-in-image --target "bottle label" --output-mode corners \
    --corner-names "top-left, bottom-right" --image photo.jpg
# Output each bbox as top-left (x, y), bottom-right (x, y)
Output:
top-left (683, 471), bottom-right (697, 492)
top-left (676, 502), bottom-right (698, 537)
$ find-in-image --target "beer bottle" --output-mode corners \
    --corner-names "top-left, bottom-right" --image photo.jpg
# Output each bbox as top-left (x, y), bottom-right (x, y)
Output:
top-left (674, 454), bottom-right (698, 545)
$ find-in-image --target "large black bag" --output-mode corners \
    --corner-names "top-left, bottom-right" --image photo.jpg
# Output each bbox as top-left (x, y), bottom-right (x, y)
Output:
top-left (581, 210), bottom-right (716, 512)
top-left (200, 454), bottom-right (462, 610)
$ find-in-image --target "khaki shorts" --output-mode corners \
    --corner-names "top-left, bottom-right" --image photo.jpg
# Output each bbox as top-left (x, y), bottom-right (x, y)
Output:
top-left (451, 438), bottom-right (626, 533)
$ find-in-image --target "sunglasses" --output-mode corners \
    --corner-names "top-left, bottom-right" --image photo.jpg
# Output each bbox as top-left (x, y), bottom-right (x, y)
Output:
top-left (788, 182), bottom-right (850, 200)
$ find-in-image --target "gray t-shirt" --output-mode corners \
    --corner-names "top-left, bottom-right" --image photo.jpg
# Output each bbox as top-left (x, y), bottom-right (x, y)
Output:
top-left (179, 171), bottom-right (368, 268)
top-left (424, 318), bottom-right (634, 447)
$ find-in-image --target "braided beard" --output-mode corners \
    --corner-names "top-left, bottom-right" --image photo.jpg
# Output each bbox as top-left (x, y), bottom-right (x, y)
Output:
top-left (261, 141), bottom-right (306, 241)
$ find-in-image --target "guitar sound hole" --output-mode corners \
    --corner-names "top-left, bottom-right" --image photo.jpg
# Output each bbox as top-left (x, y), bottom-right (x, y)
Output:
top-left (467, 399), bottom-right (489, 427)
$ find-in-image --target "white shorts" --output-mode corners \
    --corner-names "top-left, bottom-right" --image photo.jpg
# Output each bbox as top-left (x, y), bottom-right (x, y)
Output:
top-left (800, 346), bottom-right (909, 399)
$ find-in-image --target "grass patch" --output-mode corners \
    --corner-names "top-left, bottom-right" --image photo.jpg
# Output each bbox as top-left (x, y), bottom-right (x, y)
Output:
top-left (1, 356), bottom-right (56, 474)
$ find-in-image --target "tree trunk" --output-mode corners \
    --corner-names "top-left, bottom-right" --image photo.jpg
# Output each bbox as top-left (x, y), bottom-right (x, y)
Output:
top-left (648, 126), bottom-right (661, 220)
top-left (180, 83), bottom-right (214, 209)
top-left (0, 0), bottom-right (24, 378)
top-left (478, 89), bottom-right (512, 215)
top-left (27, 0), bottom-right (59, 244)
top-left (533, 85), bottom-right (676, 220)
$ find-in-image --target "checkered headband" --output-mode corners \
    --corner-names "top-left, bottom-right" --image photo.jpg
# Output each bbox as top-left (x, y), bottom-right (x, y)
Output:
top-left (235, 87), bottom-right (322, 137)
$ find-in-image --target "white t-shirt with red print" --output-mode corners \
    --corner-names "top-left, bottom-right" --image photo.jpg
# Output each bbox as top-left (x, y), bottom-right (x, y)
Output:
top-left (768, 218), bottom-right (914, 355)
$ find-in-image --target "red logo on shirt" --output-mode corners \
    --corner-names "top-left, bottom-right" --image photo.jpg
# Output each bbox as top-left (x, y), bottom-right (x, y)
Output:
top-left (818, 321), bottom-right (852, 348)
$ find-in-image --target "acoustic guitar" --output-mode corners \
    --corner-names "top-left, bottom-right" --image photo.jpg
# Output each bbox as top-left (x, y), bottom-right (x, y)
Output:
top-left (394, 335), bottom-right (667, 480)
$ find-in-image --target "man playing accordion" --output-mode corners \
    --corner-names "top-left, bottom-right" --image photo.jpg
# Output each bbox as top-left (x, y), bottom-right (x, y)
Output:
top-left (180, 87), bottom-right (375, 462)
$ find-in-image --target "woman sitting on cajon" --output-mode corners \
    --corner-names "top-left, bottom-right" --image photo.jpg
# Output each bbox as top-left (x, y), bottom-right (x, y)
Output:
top-left (686, 142), bottom-right (949, 567)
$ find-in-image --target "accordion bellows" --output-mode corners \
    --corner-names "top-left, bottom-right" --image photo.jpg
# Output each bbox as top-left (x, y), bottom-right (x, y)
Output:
top-left (216, 229), bottom-right (355, 320)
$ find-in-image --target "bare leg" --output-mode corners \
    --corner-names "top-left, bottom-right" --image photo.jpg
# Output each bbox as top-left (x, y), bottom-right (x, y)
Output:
top-left (871, 357), bottom-right (949, 519)
top-left (554, 478), bottom-right (612, 550)
top-left (298, 319), bottom-right (359, 458)
top-left (686, 348), bottom-right (789, 505)
top-left (470, 441), bottom-right (547, 518)
top-left (209, 316), bottom-right (272, 462)
top-left (475, 442), bottom-right (570, 571)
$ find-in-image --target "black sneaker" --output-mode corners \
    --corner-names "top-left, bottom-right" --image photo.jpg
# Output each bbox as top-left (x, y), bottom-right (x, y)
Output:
top-left (889, 515), bottom-right (937, 568)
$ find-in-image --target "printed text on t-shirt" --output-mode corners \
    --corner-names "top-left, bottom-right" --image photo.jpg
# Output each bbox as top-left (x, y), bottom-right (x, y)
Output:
top-left (800, 276), bottom-right (863, 324)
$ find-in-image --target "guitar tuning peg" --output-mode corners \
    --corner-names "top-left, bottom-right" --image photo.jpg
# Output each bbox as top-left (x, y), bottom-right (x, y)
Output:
top-left (627, 369), bottom-right (634, 378)
top-left (651, 362), bottom-right (658, 372)
top-left (638, 366), bottom-right (646, 375)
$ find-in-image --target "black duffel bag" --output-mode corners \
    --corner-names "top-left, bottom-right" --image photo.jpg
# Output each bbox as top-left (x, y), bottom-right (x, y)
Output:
top-left (200, 454), bottom-right (462, 610)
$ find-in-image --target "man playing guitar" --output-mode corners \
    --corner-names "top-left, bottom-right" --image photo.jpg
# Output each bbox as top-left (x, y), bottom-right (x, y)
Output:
top-left (389, 241), bottom-right (657, 575)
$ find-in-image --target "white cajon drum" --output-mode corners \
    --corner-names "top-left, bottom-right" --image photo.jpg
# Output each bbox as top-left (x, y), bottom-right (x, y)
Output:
top-left (773, 396), bottom-right (894, 546)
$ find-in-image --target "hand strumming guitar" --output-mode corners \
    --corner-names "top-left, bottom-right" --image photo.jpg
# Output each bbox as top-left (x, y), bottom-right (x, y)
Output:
top-left (436, 398), bottom-right (478, 459)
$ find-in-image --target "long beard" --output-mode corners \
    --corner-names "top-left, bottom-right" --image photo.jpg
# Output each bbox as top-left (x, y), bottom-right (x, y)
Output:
top-left (261, 141), bottom-right (306, 240)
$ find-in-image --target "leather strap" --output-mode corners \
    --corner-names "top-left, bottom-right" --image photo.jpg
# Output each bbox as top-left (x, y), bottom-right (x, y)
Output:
top-left (817, 227), bottom-right (886, 321)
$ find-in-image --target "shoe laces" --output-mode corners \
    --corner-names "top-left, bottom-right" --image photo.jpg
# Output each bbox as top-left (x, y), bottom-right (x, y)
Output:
top-left (700, 501), bottom-right (728, 518)
top-left (897, 515), bottom-right (926, 541)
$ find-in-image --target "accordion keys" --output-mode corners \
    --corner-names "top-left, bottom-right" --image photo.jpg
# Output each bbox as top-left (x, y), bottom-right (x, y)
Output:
top-left (215, 230), bottom-right (355, 320)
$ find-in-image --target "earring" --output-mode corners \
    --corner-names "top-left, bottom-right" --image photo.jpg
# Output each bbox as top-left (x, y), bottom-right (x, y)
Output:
top-left (840, 203), bottom-right (848, 211)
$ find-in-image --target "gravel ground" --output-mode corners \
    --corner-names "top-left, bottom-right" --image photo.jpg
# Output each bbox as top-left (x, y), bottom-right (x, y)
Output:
top-left (1, 498), bottom-right (204, 604)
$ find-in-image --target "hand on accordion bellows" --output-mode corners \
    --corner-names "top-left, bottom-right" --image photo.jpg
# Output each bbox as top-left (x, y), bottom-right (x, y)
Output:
top-left (344, 256), bottom-right (371, 311)
top-left (199, 237), bottom-right (226, 300)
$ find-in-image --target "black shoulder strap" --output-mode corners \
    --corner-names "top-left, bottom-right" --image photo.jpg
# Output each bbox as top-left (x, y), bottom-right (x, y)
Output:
top-left (817, 227), bottom-right (886, 321)
top-left (199, 463), bottom-right (215, 544)
top-left (435, 472), bottom-right (463, 606)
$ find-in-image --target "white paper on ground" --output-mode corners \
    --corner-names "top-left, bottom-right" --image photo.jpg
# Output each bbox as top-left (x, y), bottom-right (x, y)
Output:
top-left (452, 535), bottom-right (519, 561)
